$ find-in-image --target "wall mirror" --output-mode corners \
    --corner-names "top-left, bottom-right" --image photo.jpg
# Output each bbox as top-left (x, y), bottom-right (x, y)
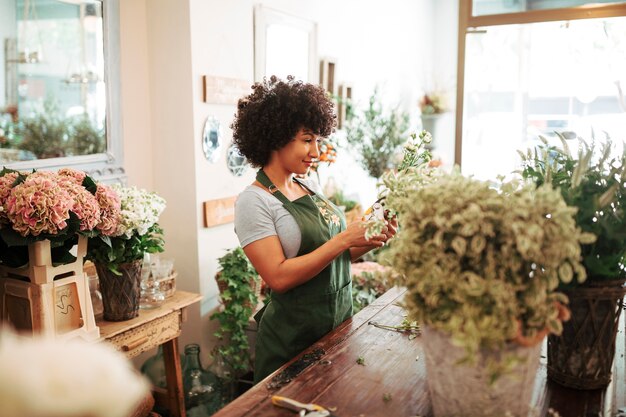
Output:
top-left (254, 5), bottom-right (318, 83)
top-left (0, 0), bottom-right (123, 181)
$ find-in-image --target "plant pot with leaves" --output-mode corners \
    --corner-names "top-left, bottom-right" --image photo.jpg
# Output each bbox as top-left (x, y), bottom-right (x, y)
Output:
top-left (86, 185), bottom-right (165, 321)
top-left (211, 246), bottom-right (260, 401)
top-left (0, 168), bottom-right (120, 339)
top-left (344, 88), bottom-right (410, 180)
top-left (519, 136), bottom-right (626, 389)
top-left (381, 165), bottom-right (591, 416)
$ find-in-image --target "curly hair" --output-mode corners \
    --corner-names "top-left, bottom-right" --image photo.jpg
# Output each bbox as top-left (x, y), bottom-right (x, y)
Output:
top-left (231, 75), bottom-right (336, 167)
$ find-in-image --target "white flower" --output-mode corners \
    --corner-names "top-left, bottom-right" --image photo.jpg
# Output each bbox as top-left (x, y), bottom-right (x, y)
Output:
top-left (0, 329), bottom-right (149, 417)
top-left (111, 184), bottom-right (166, 237)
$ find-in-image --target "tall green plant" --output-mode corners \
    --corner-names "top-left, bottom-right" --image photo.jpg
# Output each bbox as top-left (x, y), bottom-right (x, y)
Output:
top-left (210, 247), bottom-right (260, 380)
top-left (519, 135), bottom-right (626, 283)
top-left (344, 88), bottom-right (409, 179)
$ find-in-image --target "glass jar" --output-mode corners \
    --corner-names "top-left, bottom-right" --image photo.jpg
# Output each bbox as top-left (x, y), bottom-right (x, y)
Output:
top-left (87, 272), bottom-right (103, 321)
top-left (183, 344), bottom-right (223, 416)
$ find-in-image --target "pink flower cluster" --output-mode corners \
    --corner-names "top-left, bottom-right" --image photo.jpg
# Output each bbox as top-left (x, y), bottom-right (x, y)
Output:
top-left (0, 169), bottom-right (121, 238)
top-left (0, 172), bottom-right (19, 226)
top-left (5, 172), bottom-right (73, 237)
top-left (95, 184), bottom-right (121, 236)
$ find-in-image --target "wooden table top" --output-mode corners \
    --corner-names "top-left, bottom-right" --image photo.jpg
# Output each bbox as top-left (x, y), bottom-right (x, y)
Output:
top-left (97, 290), bottom-right (202, 340)
top-left (213, 286), bottom-right (626, 417)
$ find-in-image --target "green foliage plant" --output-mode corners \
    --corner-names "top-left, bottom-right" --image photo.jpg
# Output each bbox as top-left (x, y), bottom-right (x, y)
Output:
top-left (344, 88), bottom-right (410, 179)
top-left (518, 135), bottom-right (626, 283)
top-left (86, 224), bottom-right (164, 274)
top-left (67, 115), bottom-right (106, 156)
top-left (351, 262), bottom-right (394, 313)
top-left (327, 189), bottom-right (358, 212)
top-left (18, 100), bottom-right (68, 159)
top-left (382, 168), bottom-right (594, 375)
top-left (210, 247), bottom-right (260, 380)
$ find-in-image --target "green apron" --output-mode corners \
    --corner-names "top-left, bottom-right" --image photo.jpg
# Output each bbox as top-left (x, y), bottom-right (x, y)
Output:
top-left (253, 170), bottom-right (352, 383)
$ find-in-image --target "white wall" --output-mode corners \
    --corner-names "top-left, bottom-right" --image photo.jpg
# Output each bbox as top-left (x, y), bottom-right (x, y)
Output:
top-left (119, 0), bottom-right (457, 360)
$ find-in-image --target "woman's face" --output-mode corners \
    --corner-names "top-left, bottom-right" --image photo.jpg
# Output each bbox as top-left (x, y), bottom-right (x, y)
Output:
top-left (274, 128), bottom-right (321, 175)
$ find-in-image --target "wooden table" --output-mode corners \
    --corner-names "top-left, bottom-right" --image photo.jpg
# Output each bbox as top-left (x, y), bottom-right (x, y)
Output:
top-left (98, 290), bottom-right (202, 417)
top-left (212, 287), bottom-right (625, 417)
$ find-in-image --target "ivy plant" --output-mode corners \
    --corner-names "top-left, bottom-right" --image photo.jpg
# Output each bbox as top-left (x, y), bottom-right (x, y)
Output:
top-left (210, 247), bottom-right (260, 380)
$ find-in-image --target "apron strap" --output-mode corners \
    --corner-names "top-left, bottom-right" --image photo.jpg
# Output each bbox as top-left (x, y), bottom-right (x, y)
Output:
top-left (292, 176), bottom-right (317, 196)
top-left (256, 170), bottom-right (291, 205)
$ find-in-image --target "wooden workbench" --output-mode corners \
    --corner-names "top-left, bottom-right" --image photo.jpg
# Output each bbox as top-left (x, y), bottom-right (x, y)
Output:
top-left (212, 287), bottom-right (625, 417)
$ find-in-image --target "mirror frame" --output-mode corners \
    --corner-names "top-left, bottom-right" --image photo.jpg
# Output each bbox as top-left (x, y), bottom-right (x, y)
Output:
top-left (253, 4), bottom-right (318, 83)
top-left (3, 0), bottom-right (125, 183)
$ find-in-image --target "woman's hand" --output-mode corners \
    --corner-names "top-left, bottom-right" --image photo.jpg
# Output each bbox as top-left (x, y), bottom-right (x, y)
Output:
top-left (381, 211), bottom-right (398, 243)
top-left (340, 221), bottom-right (387, 248)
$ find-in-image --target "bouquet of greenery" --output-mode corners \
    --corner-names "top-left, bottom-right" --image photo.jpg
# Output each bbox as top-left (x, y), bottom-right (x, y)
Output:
top-left (0, 167), bottom-right (119, 267)
top-left (86, 185), bottom-right (166, 274)
top-left (518, 135), bottom-right (626, 283)
top-left (382, 169), bottom-right (594, 370)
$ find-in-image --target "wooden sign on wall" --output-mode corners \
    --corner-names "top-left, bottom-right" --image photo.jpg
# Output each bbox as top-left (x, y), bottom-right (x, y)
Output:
top-left (203, 196), bottom-right (237, 228)
top-left (202, 75), bottom-right (251, 105)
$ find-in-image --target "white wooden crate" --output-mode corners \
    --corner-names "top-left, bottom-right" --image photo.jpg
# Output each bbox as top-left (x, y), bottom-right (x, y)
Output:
top-left (0, 236), bottom-right (100, 341)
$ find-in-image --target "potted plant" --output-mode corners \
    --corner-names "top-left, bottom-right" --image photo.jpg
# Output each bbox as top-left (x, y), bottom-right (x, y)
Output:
top-left (86, 184), bottom-right (165, 321)
top-left (519, 135), bottom-right (626, 389)
top-left (381, 161), bottom-right (591, 416)
top-left (344, 88), bottom-right (410, 179)
top-left (0, 168), bottom-right (118, 267)
top-left (0, 168), bottom-right (120, 339)
top-left (210, 247), bottom-right (260, 399)
top-left (419, 90), bottom-right (450, 145)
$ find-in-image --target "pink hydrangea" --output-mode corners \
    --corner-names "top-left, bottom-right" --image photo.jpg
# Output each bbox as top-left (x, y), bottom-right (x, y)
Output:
top-left (60, 178), bottom-right (101, 232)
top-left (95, 184), bottom-right (121, 236)
top-left (57, 168), bottom-right (87, 185)
top-left (5, 172), bottom-right (73, 237)
top-left (0, 172), bottom-right (19, 226)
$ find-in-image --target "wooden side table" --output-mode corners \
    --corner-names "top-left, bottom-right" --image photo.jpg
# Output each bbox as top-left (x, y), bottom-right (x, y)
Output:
top-left (98, 290), bottom-right (202, 417)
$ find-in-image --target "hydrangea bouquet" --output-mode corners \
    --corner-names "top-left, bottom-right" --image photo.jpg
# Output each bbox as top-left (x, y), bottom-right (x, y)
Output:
top-left (0, 167), bottom-right (120, 267)
top-left (86, 185), bottom-right (166, 274)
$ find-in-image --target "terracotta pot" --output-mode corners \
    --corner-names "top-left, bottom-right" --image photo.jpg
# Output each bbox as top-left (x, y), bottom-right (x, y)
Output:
top-left (95, 260), bottom-right (142, 321)
top-left (421, 326), bottom-right (542, 417)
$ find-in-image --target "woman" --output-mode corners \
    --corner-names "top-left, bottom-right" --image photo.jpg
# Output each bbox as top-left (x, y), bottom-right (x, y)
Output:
top-left (232, 75), bottom-right (397, 383)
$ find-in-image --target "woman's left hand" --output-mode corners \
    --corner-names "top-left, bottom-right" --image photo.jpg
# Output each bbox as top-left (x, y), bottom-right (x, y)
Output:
top-left (381, 211), bottom-right (398, 243)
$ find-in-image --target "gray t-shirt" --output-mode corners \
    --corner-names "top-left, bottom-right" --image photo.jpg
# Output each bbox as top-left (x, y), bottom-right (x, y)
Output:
top-left (234, 178), bottom-right (323, 259)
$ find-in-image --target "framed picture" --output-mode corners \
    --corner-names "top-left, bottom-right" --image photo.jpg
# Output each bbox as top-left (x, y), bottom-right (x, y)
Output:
top-left (319, 58), bottom-right (336, 95)
top-left (337, 83), bottom-right (353, 129)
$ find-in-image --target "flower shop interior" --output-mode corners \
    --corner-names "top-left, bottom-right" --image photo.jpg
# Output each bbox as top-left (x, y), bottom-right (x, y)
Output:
top-left (1, 1), bottom-right (626, 417)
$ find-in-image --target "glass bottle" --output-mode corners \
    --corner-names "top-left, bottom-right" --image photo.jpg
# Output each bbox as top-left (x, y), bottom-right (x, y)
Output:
top-left (183, 344), bottom-right (223, 416)
top-left (140, 345), bottom-right (186, 389)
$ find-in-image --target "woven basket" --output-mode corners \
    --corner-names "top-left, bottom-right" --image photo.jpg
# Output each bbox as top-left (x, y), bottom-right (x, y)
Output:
top-left (215, 271), bottom-right (262, 310)
top-left (547, 279), bottom-right (626, 390)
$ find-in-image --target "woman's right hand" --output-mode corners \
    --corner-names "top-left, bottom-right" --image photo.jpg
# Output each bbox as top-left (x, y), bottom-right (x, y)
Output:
top-left (339, 221), bottom-right (387, 248)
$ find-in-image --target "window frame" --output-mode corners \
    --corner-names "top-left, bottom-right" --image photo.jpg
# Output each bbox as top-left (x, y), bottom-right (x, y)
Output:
top-left (455, 0), bottom-right (626, 166)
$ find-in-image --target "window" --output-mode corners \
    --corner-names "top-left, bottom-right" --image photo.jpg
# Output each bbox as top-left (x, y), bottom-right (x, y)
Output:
top-left (456, 1), bottom-right (626, 180)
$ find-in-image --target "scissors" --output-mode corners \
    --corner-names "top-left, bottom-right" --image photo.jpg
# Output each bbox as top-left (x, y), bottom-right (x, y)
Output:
top-left (271, 395), bottom-right (335, 417)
